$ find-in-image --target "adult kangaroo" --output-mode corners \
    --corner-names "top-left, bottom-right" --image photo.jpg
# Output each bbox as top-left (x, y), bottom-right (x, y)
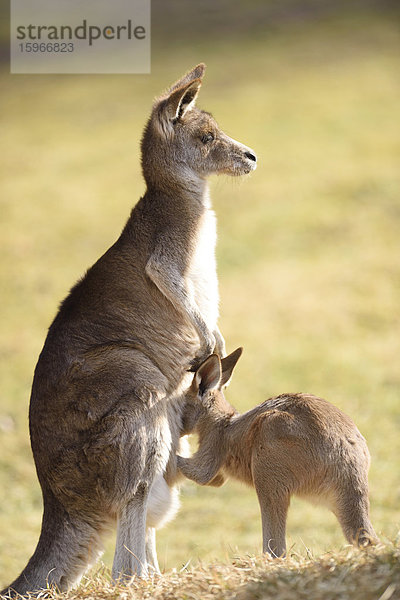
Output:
top-left (1, 64), bottom-right (257, 596)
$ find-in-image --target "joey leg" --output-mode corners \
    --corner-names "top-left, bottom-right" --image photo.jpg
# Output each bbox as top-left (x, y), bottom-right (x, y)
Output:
top-left (255, 485), bottom-right (290, 558)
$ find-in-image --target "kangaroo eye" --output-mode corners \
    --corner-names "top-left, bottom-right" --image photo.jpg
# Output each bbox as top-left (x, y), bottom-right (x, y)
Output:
top-left (201, 132), bottom-right (214, 144)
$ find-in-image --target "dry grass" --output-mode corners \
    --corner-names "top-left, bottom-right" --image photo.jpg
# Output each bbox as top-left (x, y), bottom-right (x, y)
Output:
top-left (2, 540), bottom-right (398, 600)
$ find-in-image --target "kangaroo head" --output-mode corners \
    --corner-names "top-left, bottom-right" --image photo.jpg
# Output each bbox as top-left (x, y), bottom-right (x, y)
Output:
top-left (181, 348), bottom-right (243, 432)
top-left (141, 64), bottom-right (257, 190)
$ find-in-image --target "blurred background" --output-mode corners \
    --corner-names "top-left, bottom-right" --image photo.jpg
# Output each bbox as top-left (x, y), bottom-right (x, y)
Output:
top-left (0, 0), bottom-right (399, 585)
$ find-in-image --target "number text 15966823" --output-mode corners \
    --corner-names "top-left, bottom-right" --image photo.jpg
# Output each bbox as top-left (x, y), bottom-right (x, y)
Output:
top-left (19, 42), bottom-right (74, 52)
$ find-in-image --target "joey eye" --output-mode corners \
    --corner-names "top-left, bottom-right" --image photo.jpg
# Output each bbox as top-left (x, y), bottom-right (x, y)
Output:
top-left (201, 132), bottom-right (214, 144)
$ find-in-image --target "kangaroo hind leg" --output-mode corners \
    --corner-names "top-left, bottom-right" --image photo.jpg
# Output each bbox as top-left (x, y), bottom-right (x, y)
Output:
top-left (112, 483), bottom-right (149, 581)
top-left (254, 474), bottom-right (290, 558)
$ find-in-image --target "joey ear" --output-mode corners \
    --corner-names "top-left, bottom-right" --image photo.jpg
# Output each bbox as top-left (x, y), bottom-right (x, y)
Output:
top-left (194, 354), bottom-right (221, 397)
top-left (220, 348), bottom-right (243, 387)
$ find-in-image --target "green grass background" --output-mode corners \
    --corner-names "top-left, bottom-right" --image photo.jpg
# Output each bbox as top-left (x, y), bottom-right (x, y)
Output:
top-left (0, 2), bottom-right (399, 586)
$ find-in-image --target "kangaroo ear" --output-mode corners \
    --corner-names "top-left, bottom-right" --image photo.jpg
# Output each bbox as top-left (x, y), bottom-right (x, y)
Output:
top-left (220, 347), bottom-right (243, 387)
top-left (170, 78), bottom-right (201, 121)
top-left (193, 354), bottom-right (222, 397)
top-left (168, 63), bottom-right (206, 93)
top-left (154, 65), bottom-right (205, 136)
top-left (157, 78), bottom-right (201, 133)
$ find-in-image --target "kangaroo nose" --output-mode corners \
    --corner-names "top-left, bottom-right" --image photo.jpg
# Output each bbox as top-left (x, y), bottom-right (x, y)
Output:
top-left (245, 151), bottom-right (257, 162)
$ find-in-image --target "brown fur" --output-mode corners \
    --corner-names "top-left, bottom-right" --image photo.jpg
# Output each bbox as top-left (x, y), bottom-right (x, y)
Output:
top-left (1, 65), bottom-right (257, 597)
top-left (178, 350), bottom-right (378, 557)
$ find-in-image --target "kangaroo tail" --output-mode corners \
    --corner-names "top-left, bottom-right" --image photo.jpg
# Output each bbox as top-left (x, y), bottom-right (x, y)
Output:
top-left (335, 482), bottom-right (378, 549)
top-left (1, 494), bottom-right (105, 597)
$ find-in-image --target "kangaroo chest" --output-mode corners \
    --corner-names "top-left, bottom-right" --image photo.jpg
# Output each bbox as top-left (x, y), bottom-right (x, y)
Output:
top-left (187, 207), bottom-right (219, 329)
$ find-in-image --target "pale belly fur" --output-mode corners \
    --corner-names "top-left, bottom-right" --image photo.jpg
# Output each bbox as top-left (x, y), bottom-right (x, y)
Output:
top-left (187, 207), bottom-right (219, 331)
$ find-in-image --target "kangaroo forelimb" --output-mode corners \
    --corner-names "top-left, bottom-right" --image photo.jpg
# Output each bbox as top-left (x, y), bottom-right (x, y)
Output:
top-left (177, 452), bottom-right (223, 486)
top-left (146, 257), bottom-right (215, 354)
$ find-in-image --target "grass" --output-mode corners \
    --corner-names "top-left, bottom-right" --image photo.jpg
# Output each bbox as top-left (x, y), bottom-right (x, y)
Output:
top-left (0, 5), bottom-right (400, 595)
top-left (2, 541), bottom-right (399, 600)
